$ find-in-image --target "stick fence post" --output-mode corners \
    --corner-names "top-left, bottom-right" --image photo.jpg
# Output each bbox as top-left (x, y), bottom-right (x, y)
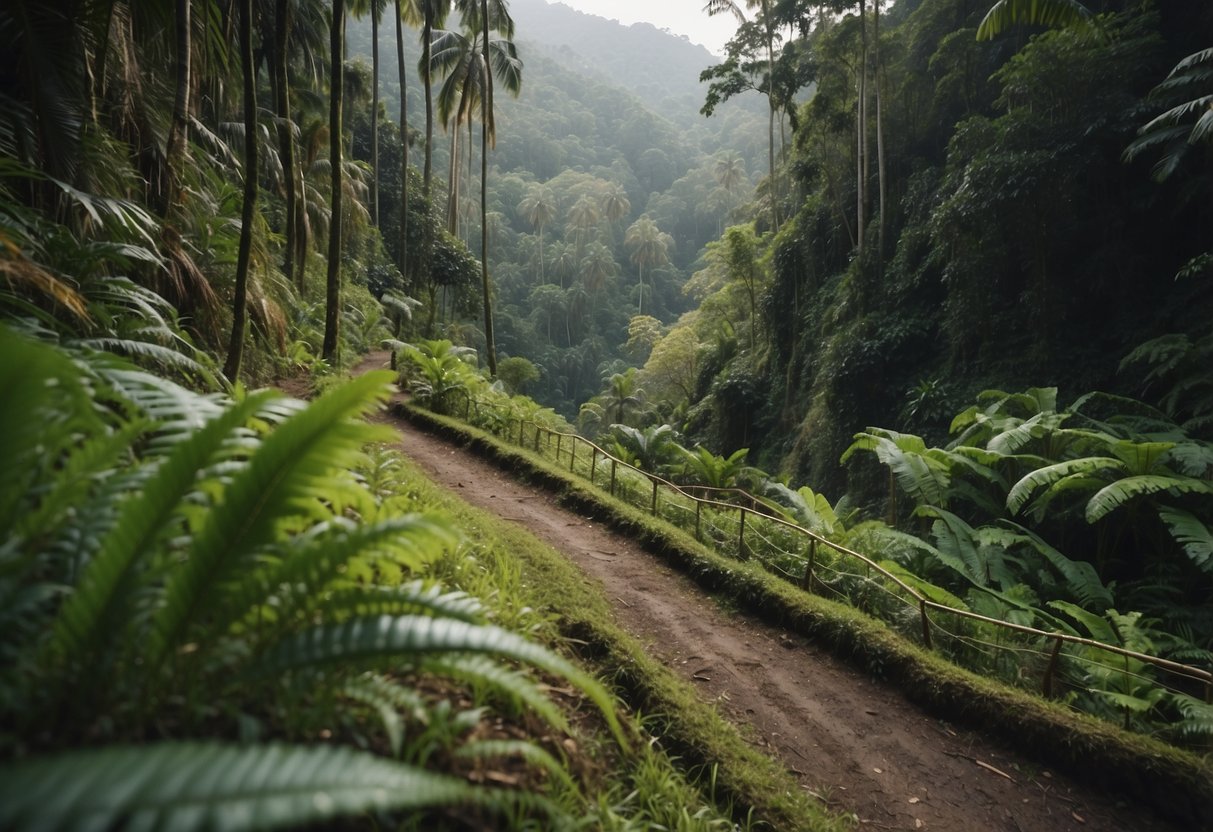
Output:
top-left (738, 507), bottom-right (746, 558)
top-left (920, 600), bottom-right (932, 650)
top-left (570, 440), bottom-right (576, 472)
top-left (651, 478), bottom-right (658, 515)
top-left (695, 501), bottom-right (702, 541)
top-left (610, 460), bottom-right (617, 495)
top-left (1043, 635), bottom-right (1064, 698)
top-left (803, 539), bottom-right (817, 592)
top-left (590, 449), bottom-right (597, 484)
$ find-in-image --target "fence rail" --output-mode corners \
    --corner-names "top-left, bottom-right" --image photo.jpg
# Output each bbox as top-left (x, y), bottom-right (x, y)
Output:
top-left (423, 397), bottom-right (1213, 715)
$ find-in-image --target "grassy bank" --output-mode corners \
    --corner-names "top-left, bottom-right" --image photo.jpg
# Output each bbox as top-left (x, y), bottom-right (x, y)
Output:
top-left (395, 400), bottom-right (1213, 828)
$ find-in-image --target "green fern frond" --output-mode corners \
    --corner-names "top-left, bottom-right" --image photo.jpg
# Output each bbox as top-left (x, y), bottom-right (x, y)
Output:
top-left (1000, 521), bottom-right (1113, 609)
top-left (226, 518), bottom-right (460, 633)
top-left (1171, 693), bottom-right (1213, 740)
top-left (342, 673), bottom-right (428, 757)
top-left (422, 655), bottom-right (568, 731)
top-left (0, 742), bottom-right (495, 832)
top-left (255, 615), bottom-right (624, 745)
top-left (150, 373), bottom-right (396, 667)
top-left (456, 739), bottom-right (578, 793)
top-left (323, 580), bottom-right (485, 621)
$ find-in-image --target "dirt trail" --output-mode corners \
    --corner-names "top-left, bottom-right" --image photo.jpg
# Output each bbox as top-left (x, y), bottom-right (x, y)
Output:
top-left (357, 354), bottom-right (1176, 832)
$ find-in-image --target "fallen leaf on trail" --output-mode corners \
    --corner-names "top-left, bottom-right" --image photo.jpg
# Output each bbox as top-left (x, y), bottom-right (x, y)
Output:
top-left (1072, 812), bottom-right (1086, 824)
top-left (915, 820), bottom-right (924, 829)
top-left (873, 767), bottom-right (882, 774)
top-left (908, 797), bottom-right (920, 804)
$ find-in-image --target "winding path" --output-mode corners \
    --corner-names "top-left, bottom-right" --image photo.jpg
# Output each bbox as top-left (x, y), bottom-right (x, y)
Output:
top-left (357, 354), bottom-right (1176, 832)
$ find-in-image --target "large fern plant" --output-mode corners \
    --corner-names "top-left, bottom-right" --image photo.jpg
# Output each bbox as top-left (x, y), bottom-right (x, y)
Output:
top-left (0, 326), bottom-right (621, 829)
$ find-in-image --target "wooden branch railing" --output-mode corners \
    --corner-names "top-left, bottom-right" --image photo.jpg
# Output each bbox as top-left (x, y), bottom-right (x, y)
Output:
top-left (429, 397), bottom-right (1213, 708)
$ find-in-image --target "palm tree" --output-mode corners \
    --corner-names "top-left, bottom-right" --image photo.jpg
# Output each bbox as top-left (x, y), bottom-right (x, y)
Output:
top-left (605, 369), bottom-right (645, 425)
top-left (581, 242), bottom-right (617, 296)
top-left (601, 184), bottom-right (631, 227)
top-left (566, 194), bottom-right (600, 259)
top-left (395, 0), bottom-right (421, 280)
top-left (624, 215), bottom-right (671, 316)
top-left (704, 0), bottom-right (780, 229)
top-left (418, 0), bottom-right (451, 198)
top-left (518, 186), bottom-right (557, 283)
top-left (224, 0), bottom-right (259, 380)
top-left (351, 0), bottom-right (389, 225)
top-left (323, 0), bottom-right (346, 362)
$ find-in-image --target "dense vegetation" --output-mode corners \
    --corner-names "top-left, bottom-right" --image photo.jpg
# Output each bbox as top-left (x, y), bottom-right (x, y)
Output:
top-left (3, 0), bottom-right (1212, 826)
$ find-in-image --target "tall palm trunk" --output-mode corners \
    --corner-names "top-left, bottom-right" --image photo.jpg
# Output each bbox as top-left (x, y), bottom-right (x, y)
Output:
top-left (323, 0), bottom-right (345, 361)
top-left (163, 0), bottom-right (191, 221)
top-left (370, 4), bottom-right (380, 225)
top-left (395, 0), bottom-right (409, 278)
top-left (855, 0), bottom-right (868, 250)
top-left (480, 0), bottom-right (497, 376)
top-left (422, 14), bottom-right (435, 196)
top-left (274, 0), bottom-right (302, 291)
top-left (764, 17), bottom-right (779, 230)
top-left (447, 126), bottom-right (460, 235)
top-left (874, 0), bottom-right (887, 262)
top-left (225, 0), bottom-right (258, 379)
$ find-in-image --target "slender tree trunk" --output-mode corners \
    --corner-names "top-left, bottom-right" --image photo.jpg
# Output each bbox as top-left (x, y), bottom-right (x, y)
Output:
top-left (855, 0), bottom-right (868, 251)
top-left (480, 0), bottom-right (497, 376)
top-left (638, 264), bottom-right (644, 315)
top-left (447, 126), bottom-right (459, 235)
top-left (163, 0), bottom-right (191, 221)
top-left (225, 0), bottom-right (258, 379)
top-left (323, 0), bottom-right (345, 362)
top-left (874, 0), bottom-right (887, 263)
top-left (423, 16), bottom-right (434, 197)
top-left (395, 0), bottom-right (409, 278)
top-left (371, 5), bottom-right (380, 225)
top-left (274, 0), bottom-right (301, 291)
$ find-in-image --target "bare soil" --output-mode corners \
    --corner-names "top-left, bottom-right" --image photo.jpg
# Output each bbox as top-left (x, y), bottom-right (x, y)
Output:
top-left (355, 353), bottom-right (1178, 832)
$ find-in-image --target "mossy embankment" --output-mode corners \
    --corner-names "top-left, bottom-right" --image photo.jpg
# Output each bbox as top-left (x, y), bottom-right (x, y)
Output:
top-left (394, 400), bottom-right (1213, 828)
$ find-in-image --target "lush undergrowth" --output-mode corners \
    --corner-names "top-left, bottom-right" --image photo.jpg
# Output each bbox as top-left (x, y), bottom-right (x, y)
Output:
top-left (0, 327), bottom-right (822, 831)
top-left (395, 392), bottom-right (1213, 828)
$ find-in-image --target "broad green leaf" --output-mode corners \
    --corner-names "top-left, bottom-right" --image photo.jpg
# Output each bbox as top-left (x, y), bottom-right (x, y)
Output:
top-left (1005, 457), bottom-right (1123, 516)
top-left (1085, 475), bottom-right (1213, 523)
top-left (1159, 507), bottom-right (1213, 573)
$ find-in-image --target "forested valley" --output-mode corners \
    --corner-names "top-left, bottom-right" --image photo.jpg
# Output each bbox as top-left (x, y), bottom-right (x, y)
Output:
top-left (2, 0), bottom-right (1211, 829)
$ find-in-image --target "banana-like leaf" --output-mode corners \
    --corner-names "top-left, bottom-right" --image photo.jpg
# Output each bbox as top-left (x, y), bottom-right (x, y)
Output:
top-left (1048, 600), bottom-right (1118, 643)
top-left (1005, 457), bottom-right (1122, 516)
top-left (1085, 475), bottom-right (1213, 523)
top-left (256, 614), bottom-right (624, 745)
top-left (976, 0), bottom-right (1093, 41)
top-left (150, 373), bottom-right (396, 667)
top-left (1159, 507), bottom-right (1213, 573)
top-left (0, 742), bottom-right (490, 832)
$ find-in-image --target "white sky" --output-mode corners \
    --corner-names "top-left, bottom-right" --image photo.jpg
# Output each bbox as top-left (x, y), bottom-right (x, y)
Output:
top-left (552, 0), bottom-right (739, 56)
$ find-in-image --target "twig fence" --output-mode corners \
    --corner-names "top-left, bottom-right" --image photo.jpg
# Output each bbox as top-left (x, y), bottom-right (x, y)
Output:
top-left (434, 394), bottom-right (1213, 710)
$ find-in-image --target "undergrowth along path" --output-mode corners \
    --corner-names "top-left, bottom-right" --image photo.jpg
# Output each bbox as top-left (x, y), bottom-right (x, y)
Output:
top-left (358, 354), bottom-right (1179, 832)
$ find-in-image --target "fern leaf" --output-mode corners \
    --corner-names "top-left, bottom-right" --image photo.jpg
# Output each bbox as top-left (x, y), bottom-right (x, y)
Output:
top-left (1159, 507), bottom-right (1213, 573)
top-left (0, 742), bottom-right (493, 831)
top-left (342, 673), bottom-right (428, 758)
top-left (222, 517), bottom-right (459, 634)
top-left (48, 392), bottom-right (282, 669)
top-left (1172, 693), bottom-right (1213, 740)
top-left (456, 739), bottom-right (578, 793)
top-left (149, 373), bottom-right (396, 667)
top-left (1085, 475), bottom-right (1213, 523)
top-left (422, 655), bottom-right (568, 732)
top-left (999, 521), bottom-right (1113, 609)
top-left (255, 615), bottom-right (624, 745)
top-left (314, 581), bottom-right (486, 624)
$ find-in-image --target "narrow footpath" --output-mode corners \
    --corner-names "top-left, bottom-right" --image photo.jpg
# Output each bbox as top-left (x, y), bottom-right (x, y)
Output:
top-left (357, 354), bottom-right (1178, 832)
